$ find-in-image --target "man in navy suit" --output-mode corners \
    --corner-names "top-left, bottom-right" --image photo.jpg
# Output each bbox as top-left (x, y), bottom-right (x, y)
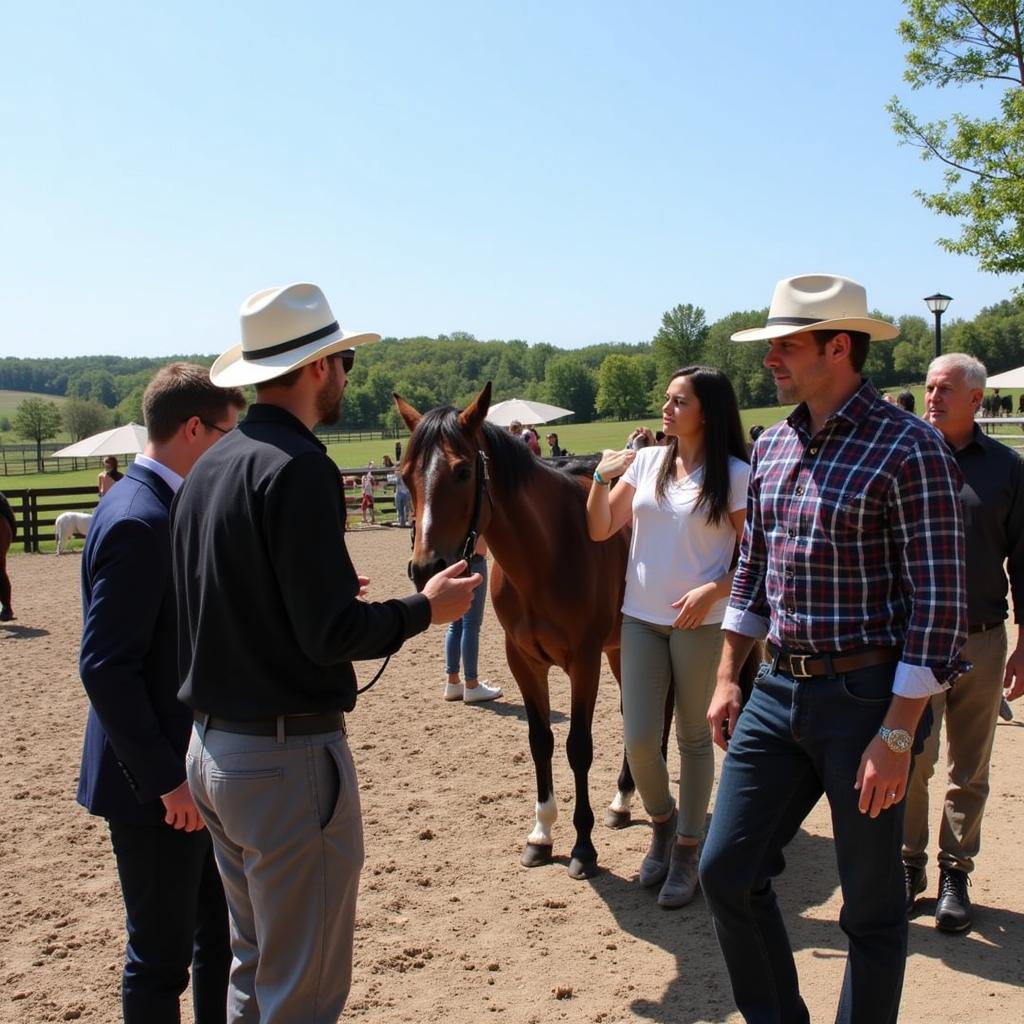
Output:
top-left (77, 362), bottom-right (246, 1024)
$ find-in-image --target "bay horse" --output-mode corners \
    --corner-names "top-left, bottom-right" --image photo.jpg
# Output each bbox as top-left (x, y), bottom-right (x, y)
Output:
top-left (396, 383), bottom-right (648, 879)
top-left (0, 491), bottom-right (16, 621)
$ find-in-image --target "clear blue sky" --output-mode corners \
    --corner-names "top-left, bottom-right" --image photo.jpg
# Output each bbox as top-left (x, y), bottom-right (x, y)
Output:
top-left (1, 1), bottom-right (1014, 358)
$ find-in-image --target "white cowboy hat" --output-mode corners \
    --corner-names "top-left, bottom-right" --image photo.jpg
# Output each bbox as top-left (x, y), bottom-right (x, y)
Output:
top-left (210, 282), bottom-right (381, 387)
top-left (731, 274), bottom-right (899, 343)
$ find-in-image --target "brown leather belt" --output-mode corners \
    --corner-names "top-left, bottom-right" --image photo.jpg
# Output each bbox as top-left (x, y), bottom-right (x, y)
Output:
top-left (968, 621), bottom-right (1003, 635)
top-left (194, 710), bottom-right (345, 738)
top-left (766, 642), bottom-right (900, 679)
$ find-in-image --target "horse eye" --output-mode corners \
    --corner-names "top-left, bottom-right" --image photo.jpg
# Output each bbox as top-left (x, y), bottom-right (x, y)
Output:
top-left (455, 464), bottom-right (473, 483)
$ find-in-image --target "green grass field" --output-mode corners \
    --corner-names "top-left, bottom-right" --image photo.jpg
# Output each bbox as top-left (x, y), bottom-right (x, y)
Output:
top-left (0, 389), bottom-right (73, 447)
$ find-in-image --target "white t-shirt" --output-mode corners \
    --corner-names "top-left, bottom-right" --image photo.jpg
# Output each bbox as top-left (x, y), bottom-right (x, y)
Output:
top-left (620, 448), bottom-right (750, 626)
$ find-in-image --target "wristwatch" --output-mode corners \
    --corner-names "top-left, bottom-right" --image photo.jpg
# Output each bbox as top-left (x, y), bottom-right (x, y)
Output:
top-left (878, 725), bottom-right (913, 754)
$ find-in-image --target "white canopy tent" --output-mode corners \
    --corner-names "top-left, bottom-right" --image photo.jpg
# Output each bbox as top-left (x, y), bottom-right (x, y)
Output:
top-left (985, 365), bottom-right (1024, 388)
top-left (486, 398), bottom-right (573, 427)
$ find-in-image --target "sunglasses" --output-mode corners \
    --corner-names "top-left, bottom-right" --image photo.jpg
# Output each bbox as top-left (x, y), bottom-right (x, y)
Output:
top-left (200, 419), bottom-right (231, 435)
top-left (338, 349), bottom-right (355, 373)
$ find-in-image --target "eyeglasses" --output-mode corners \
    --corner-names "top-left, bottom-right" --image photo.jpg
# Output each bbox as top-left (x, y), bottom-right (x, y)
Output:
top-left (339, 349), bottom-right (355, 373)
top-left (200, 419), bottom-right (231, 435)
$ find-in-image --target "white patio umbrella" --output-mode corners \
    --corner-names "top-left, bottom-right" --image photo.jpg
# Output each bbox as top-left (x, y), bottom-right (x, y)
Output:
top-left (985, 365), bottom-right (1024, 388)
top-left (486, 398), bottom-right (573, 427)
top-left (49, 422), bottom-right (148, 459)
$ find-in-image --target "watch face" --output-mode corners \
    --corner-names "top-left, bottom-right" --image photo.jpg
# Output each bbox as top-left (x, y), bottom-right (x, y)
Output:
top-left (882, 727), bottom-right (913, 753)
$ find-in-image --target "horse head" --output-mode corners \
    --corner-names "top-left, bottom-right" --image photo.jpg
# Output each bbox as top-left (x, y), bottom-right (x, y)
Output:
top-left (394, 383), bottom-right (493, 592)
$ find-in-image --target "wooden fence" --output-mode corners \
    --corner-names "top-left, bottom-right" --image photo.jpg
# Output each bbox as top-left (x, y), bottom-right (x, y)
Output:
top-left (3, 469), bottom-right (409, 552)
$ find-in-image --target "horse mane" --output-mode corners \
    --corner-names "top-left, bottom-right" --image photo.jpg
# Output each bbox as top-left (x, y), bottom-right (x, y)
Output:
top-left (405, 406), bottom-right (579, 494)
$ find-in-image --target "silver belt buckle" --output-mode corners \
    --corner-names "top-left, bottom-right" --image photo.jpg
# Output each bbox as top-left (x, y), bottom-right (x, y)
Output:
top-left (789, 653), bottom-right (812, 678)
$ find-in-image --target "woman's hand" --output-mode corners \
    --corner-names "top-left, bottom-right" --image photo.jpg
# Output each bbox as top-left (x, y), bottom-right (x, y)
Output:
top-left (671, 582), bottom-right (718, 629)
top-left (595, 448), bottom-right (636, 482)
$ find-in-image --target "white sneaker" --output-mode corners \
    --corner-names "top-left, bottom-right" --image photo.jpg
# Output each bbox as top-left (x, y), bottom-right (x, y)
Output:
top-left (443, 681), bottom-right (464, 702)
top-left (463, 680), bottom-right (503, 704)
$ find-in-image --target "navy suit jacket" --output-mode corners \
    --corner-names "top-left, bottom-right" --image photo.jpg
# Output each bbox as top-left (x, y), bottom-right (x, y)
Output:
top-left (77, 462), bottom-right (190, 823)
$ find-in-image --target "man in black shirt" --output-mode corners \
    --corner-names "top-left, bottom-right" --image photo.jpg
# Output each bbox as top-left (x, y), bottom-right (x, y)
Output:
top-left (173, 283), bottom-right (481, 1022)
top-left (903, 353), bottom-right (1024, 932)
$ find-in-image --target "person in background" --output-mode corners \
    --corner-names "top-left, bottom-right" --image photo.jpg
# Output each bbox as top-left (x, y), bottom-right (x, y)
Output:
top-left (700, 273), bottom-right (967, 1024)
top-left (896, 389), bottom-right (916, 414)
top-left (361, 460), bottom-right (377, 524)
top-left (0, 490), bottom-right (16, 622)
top-left (98, 455), bottom-right (125, 497)
top-left (522, 425), bottom-right (541, 455)
top-left (546, 431), bottom-right (566, 457)
top-left (626, 426), bottom-right (655, 450)
top-left (443, 536), bottom-right (502, 704)
top-left (903, 353), bottom-right (1024, 932)
top-left (587, 366), bottom-right (749, 909)
top-left (77, 362), bottom-right (245, 1024)
top-left (748, 424), bottom-right (764, 444)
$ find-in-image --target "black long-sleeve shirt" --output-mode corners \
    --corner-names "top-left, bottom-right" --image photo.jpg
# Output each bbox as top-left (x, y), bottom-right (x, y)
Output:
top-left (956, 425), bottom-right (1024, 626)
top-left (171, 404), bottom-right (430, 718)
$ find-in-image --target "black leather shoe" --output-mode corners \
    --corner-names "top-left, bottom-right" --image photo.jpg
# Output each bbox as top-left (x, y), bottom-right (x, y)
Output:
top-left (935, 868), bottom-right (972, 933)
top-left (904, 863), bottom-right (926, 914)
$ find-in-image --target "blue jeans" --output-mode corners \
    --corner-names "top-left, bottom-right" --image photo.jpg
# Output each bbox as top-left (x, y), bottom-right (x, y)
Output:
top-left (108, 818), bottom-right (230, 1024)
top-left (395, 487), bottom-right (411, 528)
top-left (699, 661), bottom-right (907, 1024)
top-left (444, 555), bottom-right (487, 679)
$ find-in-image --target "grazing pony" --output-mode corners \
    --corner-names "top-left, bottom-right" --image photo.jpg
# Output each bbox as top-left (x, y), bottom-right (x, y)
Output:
top-left (396, 384), bottom-right (644, 879)
top-left (55, 510), bottom-right (92, 555)
top-left (0, 491), bottom-right (15, 621)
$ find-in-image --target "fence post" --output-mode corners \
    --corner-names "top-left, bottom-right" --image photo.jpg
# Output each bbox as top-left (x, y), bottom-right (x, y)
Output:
top-left (20, 492), bottom-right (30, 553)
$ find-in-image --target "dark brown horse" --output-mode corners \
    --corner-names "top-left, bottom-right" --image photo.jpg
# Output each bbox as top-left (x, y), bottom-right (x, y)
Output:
top-left (0, 491), bottom-right (16, 622)
top-left (396, 384), bottom-right (645, 879)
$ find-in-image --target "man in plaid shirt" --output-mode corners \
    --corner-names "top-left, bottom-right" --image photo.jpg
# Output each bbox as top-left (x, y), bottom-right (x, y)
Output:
top-left (698, 275), bottom-right (967, 1024)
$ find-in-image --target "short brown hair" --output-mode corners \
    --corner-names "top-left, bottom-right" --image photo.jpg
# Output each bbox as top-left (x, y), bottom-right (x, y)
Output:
top-left (143, 362), bottom-right (246, 443)
top-left (812, 329), bottom-right (871, 374)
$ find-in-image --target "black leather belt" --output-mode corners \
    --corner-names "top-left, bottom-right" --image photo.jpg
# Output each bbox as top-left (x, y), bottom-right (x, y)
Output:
top-left (766, 642), bottom-right (901, 679)
top-left (968, 621), bottom-right (1003, 635)
top-left (194, 710), bottom-right (345, 738)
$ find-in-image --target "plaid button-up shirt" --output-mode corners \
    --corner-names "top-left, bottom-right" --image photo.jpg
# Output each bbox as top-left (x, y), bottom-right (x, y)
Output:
top-left (723, 379), bottom-right (967, 696)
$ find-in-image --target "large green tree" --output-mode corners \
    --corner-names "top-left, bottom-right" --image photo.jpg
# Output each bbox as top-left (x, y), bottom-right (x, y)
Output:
top-left (543, 355), bottom-right (597, 420)
top-left (888, 1), bottom-right (1024, 277)
top-left (595, 354), bottom-right (649, 419)
top-left (63, 397), bottom-right (112, 441)
top-left (13, 396), bottom-right (63, 470)
top-left (651, 304), bottom-right (709, 384)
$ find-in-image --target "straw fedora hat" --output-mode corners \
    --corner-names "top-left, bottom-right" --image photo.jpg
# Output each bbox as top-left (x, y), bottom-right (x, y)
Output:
top-left (210, 282), bottom-right (381, 387)
top-left (731, 274), bottom-right (899, 343)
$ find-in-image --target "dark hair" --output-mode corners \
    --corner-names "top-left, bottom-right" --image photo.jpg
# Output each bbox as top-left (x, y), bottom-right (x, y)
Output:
top-left (143, 362), bottom-right (246, 444)
top-left (748, 424), bottom-right (764, 442)
top-left (655, 366), bottom-right (749, 525)
top-left (811, 329), bottom-right (871, 373)
top-left (103, 456), bottom-right (119, 470)
top-left (896, 389), bottom-right (915, 413)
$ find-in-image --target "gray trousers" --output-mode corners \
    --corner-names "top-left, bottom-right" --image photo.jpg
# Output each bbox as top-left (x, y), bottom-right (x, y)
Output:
top-left (903, 625), bottom-right (1008, 874)
top-left (187, 723), bottom-right (364, 1024)
top-left (620, 615), bottom-right (724, 839)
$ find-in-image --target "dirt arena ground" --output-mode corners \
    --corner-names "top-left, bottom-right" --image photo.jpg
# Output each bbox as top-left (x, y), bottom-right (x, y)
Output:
top-left (1, 529), bottom-right (1021, 1023)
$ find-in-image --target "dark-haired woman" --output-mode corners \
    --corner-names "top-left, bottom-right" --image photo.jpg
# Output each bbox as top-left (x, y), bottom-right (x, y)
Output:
top-left (97, 456), bottom-right (124, 497)
top-left (586, 366), bottom-right (749, 908)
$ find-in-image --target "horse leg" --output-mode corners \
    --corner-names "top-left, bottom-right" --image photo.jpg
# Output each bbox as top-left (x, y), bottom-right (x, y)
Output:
top-left (565, 655), bottom-right (601, 879)
top-left (0, 523), bottom-right (12, 621)
top-left (508, 643), bottom-right (556, 868)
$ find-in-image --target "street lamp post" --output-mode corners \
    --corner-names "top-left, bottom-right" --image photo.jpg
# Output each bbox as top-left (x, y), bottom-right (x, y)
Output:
top-left (924, 292), bottom-right (953, 360)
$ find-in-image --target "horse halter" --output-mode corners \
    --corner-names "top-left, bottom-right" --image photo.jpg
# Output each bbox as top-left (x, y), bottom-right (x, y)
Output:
top-left (406, 449), bottom-right (491, 580)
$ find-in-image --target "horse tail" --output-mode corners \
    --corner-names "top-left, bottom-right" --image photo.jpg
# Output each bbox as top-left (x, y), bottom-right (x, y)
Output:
top-left (737, 640), bottom-right (763, 705)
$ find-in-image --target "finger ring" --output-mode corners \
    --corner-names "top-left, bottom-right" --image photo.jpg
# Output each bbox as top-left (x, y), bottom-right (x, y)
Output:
top-left (888, 792), bottom-right (897, 799)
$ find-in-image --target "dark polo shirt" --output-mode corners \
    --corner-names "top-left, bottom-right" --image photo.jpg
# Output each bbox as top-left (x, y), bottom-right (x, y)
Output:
top-left (955, 425), bottom-right (1024, 627)
top-left (171, 404), bottom-right (430, 718)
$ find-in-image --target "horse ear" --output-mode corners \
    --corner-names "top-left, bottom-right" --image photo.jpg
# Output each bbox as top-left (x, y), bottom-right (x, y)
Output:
top-left (458, 382), bottom-right (492, 432)
top-left (393, 393), bottom-right (422, 432)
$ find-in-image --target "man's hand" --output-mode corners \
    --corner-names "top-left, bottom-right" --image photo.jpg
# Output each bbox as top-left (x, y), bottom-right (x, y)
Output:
top-left (356, 574), bottom-right (370, 599)
top-left (1004, 638), bottom-right (1024, 701)
top-left (422, 560), bottom-right (483, 625)
top-left (854, 736), bottom-right (911, 818)
top-left (672, 583), bottom-right (718, 630)
top-left (707, 680), bottom-right (743, 751)
top-left (160, 780), bottom-right (205, 832)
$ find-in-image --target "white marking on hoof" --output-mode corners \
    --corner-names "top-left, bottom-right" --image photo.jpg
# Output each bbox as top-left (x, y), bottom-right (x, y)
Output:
top-left (527, 793), bottom-right (557, 846)
top-left (609, 790), bottom-right (633, 814)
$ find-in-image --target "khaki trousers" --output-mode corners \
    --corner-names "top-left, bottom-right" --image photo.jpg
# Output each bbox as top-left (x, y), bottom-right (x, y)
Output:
top-left (903, 625), bottom-right (1008, 874)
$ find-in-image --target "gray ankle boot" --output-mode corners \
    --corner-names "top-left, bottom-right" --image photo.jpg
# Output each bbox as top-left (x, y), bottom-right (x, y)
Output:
top-left (657, 842), bottom-right (700, 908)
top-left (639, 808), bottom-right (678, 887)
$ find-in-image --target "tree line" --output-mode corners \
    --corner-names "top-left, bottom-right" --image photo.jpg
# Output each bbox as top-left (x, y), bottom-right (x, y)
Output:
top-left (3, 297), bottom-right (1024, 437)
